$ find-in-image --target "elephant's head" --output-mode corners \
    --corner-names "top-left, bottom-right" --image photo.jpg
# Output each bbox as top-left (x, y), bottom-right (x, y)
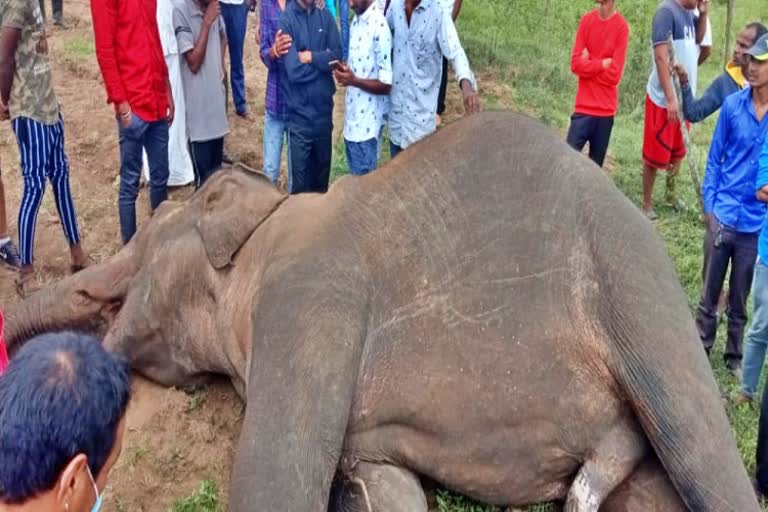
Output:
top-left (5, 169), bottom-right (286, 389)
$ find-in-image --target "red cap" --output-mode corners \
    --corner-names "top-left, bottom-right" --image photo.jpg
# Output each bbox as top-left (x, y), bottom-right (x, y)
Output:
top-left (0, 310), bottom-right (8, 374)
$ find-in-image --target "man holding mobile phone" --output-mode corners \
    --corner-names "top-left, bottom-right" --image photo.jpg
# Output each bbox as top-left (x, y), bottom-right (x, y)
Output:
top-left (333, 0), bottom-right (391, 175)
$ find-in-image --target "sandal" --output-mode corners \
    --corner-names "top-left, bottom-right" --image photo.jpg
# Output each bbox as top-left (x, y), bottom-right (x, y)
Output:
top-left (15, 272), bottom-right (41, 299)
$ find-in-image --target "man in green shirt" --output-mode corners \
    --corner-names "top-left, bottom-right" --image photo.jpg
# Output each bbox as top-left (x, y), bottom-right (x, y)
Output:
top-left (0, 0), bottom-right (90, 296)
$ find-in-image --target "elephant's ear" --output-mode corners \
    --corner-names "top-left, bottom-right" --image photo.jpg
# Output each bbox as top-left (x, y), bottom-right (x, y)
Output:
top-left (196, 169), bottom-right (286, 269)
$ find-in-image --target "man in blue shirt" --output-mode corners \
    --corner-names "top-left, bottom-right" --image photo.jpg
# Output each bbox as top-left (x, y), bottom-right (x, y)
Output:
top-left (677, 22), bottom-right (767, 123)
top-left (278, 0), bottom-right (341, 194)
top-left (696, 33), bottom-right (768, 380)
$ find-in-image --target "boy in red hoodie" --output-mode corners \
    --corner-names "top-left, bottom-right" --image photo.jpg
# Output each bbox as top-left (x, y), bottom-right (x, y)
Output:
top-left (566, 0), bottom-right (629, 168)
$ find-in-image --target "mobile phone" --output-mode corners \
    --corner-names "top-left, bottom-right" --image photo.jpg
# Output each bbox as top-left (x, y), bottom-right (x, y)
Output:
top-left (329, 60), bottom-right (343, 71)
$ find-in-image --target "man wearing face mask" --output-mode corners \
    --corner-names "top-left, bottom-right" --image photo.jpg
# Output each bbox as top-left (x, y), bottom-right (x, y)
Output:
top-left (0, 331), bottom-right (131, 512)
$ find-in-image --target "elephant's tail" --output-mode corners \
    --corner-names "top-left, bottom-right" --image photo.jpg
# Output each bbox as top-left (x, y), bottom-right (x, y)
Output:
top-left (596, 250), bottom-right (760, 511)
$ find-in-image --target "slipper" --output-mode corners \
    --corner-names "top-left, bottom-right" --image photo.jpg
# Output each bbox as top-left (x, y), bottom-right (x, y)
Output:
top-left (643, 209), bottom-right (659, 221)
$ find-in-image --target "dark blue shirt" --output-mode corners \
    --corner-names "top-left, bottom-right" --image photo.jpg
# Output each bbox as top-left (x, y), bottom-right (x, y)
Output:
top-left (756, 136), bottom-right (768, 260)
top-left (681, 71), bottom-right (740, 123)
top-left (278, 1), bottom-right (341, 134)
top-left (703, 86), bottom-right (768, 233)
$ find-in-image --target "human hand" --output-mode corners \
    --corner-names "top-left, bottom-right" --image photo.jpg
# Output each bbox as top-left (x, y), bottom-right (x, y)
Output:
top-left (698, 0), bottom-right (709, 15)
top-left (271, 30), bottom-right (292, 59)
top-left (667, 96), bottom-right (679, 123)
top-left (601, 58), bottom-right (612, 69)
top-left (298, 51), bottom-right (312, 64)
top-left (461, 81), bottom-right (480, 115)
top-left (203, 0), bottom-right (220, 27)
top-left (673, 63), bottom-right (689, 85)
top-left (333, 63), bottom-right (355, 86)
top-left (0, 102), bottom-right (8, 122)
top-left (117, 101), bottom-right (132, 128)
top-left (581, 48), bottom-right (589, 60)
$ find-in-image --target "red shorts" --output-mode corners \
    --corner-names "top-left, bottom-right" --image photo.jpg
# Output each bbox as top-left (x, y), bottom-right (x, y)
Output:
top-left (642, 94), bottom-right (687, 170)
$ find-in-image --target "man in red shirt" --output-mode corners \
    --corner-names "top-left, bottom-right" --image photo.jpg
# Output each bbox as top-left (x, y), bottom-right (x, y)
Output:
top-left (91, 0), bottom-right (174, 244)
top-left (566, 0), bottom-right (629, 168)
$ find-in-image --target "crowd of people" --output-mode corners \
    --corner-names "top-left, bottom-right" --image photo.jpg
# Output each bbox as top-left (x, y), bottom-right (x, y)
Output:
top-left (2, 0), bottom-right (768, 508)
top-left (0, 0), bottom-right (480, 296)
top-left (567, 0), bottom-right (768, 498)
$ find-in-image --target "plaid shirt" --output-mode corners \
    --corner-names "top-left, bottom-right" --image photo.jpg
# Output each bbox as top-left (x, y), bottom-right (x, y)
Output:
top-left (260, 0), bottom-right (287, 119)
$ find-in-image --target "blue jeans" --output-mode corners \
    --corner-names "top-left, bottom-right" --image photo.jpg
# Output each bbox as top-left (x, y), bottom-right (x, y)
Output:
top-left (221, 2), bottom-right (248, 114)
top-left (118, 113), bottom-right (169, 244)
top-left (263, 111), bottom-right (287, 186)
top-left (390, 141), bottom-right (403, 160)
top-left (742, 259), bottom-right (768, 397)
top-left (345, 138), bottom-right (378, 176)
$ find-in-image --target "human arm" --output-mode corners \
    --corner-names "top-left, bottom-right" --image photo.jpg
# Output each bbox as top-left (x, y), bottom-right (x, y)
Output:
top-left (451, 0), bottom-right (462, 21)
top-left (697, 13), bottom-right (712, 65)
top-left (695, 1), bottom-right (708, 46)
top-left (759, 138), bottom-right (768, 203)
top-left (651, 7), bottom-right (679, 121)
top-left (90, 0), bottom-right (130, 114)
top-left (179, 0), bottom-right (219, 74)
top-left (279, 16), bottom-right (321, 84)
top-left (678, 70), bottom-right (732, 123)
top-left (0, 27), bottom-right (21, 107)
top-left (309, 12), bottom-right (341, 72)
top-left (333, 19), bottom-right (392, 94)
top-left (593, 21), bottom-right (629, 87)
top-left (702, 99), bottom-right (729, 215)
top-left (438, 11), bottom-right (479, 115)
top-left (569, 17), bottom-right (607, 79)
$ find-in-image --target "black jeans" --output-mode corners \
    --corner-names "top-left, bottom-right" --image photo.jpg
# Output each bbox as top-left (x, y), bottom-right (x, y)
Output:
top-left (39, 0), bottom-right (62, 21)
top-left (287, 127), bottom-right (332, 194)
top-left (565, 114), bottom-right (615, 168)
top-left (437, 57), bottom-right (449, 116)
top-left (695, 223), bottom-right (758, 365)
top-left (189, 138), bottom-right (224, 190)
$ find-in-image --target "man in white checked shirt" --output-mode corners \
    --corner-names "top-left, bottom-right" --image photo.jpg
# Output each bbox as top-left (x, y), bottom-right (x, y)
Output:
top-left (385, 0), bottom-right (480, 159)
top-left (333, 0), bottom-right (392, 175)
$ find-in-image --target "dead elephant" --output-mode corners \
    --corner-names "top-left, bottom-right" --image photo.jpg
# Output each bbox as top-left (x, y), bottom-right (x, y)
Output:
top-left (4, 112), bottom-right (758, 511)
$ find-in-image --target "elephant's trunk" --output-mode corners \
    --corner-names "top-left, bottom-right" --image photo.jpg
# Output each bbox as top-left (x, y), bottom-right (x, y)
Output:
top-left (4, 251), bottom-right (136, 353)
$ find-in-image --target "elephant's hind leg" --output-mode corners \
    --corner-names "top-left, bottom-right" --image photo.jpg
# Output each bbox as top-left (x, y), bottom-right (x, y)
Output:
top-left (329, 462), bottom-right (428, 512)
top-left (565, 417), bottom-right (648, 512)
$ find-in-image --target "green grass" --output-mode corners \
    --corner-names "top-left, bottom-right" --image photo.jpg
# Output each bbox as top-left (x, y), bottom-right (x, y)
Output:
top-left (62, 36), bottom-right (95, 59)
top-left (328, 1), bottom-right (766, 510)
top-left (171, 480), bottom-right (221, 512)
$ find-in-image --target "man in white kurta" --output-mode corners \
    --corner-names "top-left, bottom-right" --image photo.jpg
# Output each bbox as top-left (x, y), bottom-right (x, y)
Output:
top-left (143, 0), bottom-right (194, 186)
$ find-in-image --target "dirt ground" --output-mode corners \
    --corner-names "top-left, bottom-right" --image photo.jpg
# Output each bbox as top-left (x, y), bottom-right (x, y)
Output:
top-left (0, 3), bottom-right (511, 510)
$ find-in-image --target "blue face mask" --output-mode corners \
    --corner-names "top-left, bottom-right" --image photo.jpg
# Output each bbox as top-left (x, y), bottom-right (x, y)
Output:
top-left (86, 466), bottom-right (102, 512)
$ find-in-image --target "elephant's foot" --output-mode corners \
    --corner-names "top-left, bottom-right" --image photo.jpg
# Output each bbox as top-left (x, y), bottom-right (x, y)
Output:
top-left (565, 418), bottom-right (647, 512)
top-left (602, 457), bottom-right (686, 511)
top-left (329, 462), bottom-right (427, 512)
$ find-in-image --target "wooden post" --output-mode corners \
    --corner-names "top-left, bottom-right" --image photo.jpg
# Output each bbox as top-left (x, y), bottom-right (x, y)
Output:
top-left (724, 0), bottom-right (735, 68)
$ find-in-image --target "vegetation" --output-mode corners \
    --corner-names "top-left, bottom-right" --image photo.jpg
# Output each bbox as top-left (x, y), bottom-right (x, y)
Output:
top-left (171, 479), bottom-right (222, 512)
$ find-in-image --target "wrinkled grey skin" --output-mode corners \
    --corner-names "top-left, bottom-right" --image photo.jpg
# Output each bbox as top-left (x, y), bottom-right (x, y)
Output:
top-left (5, 112), bottom-right (757, 511)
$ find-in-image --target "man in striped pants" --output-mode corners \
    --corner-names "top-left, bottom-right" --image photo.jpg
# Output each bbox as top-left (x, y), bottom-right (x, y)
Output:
top-left (0, 0), bottom-right (90, 297)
